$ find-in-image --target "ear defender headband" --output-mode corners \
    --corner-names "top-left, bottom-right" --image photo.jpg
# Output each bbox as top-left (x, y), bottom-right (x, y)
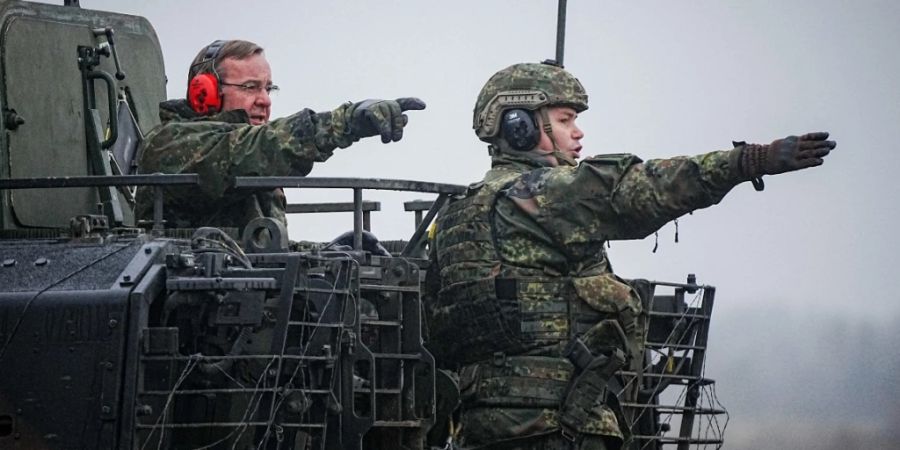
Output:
top-left (188, 40), bottom-right (227, 114)
top-left (500, 109), bottom-right (540, 151)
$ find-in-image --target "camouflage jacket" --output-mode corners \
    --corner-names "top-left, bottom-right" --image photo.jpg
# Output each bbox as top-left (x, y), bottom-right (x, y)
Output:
top-left (487, 149), bottom-right (743, 274)
top-left (429, 148), bottom-right (745, 446)
top-left (135, 99), bottom-right (357, 233)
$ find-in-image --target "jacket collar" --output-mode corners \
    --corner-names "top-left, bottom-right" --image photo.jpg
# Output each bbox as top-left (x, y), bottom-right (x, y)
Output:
top-left (158, 99), bottom-right (251, 125)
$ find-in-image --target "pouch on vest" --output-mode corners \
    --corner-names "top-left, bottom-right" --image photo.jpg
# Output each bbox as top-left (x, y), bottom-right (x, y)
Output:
top-left (559, 319), bottom-right (631, 444)
top-left (460, 355), bottom-right (573, 408)
top-left (572, 273), bottom-right (643, 359)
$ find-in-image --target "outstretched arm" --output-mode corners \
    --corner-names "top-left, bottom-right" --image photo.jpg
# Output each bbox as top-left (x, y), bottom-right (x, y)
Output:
top-left (609, 131), bottom-right (836, 239)
top-left (503, 132), bottom-right (836, 246)
top-left (140, 97), bottom-right (426, 199)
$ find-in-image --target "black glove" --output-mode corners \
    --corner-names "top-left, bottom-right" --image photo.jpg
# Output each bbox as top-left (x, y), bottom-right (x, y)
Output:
top-left (348, 97), bottom-right (426, 143)
top-left (739, 131), bottom-right (836, 178)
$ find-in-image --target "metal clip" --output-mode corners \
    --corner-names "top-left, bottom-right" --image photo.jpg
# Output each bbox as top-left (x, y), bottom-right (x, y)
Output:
top-left (492, 351), bottom-right (507, 367)
top-left (560, 424), bottom-right (577, 442)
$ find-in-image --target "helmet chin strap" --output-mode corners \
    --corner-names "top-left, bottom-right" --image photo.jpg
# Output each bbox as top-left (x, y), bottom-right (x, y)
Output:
top-left (537, 108), bottom-right (577, 167)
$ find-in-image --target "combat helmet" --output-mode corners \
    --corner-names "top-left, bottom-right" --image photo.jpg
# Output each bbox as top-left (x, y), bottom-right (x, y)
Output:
top-left (473, 62), bottom-right (588, 142)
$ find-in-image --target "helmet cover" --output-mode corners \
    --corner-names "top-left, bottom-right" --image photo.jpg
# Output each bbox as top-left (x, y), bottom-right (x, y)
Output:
top-left (473, 62), bottom-right (588, 141)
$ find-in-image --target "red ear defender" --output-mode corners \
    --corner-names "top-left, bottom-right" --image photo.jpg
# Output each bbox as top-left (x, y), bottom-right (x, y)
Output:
top-left (188, 73), bottom-right (221, 114)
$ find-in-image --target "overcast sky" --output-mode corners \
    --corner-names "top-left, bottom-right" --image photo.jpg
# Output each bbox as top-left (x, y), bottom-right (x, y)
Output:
top-left (72, 1), bottom-right (900, 447)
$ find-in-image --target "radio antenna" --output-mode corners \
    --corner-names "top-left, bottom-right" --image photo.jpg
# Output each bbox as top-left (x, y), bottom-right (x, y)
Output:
top-left (555, 0), bottom-right (568, 66)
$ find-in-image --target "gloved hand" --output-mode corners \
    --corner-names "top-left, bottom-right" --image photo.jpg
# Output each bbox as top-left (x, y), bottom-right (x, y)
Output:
top-left (739, 131), bottom-right (836, 178)
top-left (347, 97), bottom-right (426, 143)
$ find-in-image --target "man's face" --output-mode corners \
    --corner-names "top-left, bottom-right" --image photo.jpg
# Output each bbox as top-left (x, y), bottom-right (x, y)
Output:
top-left (536, 106), bottom-right (584, 166)
top-left (218, 53), bottom-right (273, 125)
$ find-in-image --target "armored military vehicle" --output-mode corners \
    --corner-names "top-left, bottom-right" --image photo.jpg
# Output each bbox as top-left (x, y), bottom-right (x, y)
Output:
top-left (0, 1), bottom-right (726, 448)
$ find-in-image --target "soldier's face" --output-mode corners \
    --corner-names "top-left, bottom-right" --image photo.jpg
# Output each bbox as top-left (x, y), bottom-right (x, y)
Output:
top-left (536, 106), bottom-right (584, 166)
top-left (218, 54), bottom-right (273, 125)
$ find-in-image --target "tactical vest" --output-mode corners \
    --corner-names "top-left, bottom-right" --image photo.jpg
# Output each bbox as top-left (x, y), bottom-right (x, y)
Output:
top-left (429, 170), bottom-right (642, 367)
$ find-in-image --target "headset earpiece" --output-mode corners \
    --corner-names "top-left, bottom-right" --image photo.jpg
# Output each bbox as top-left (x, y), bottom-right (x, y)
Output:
top-left (188, 73), bottom-right (221, 114)
top-left (500, 109), bottom-right (540, 151)
top-left (187, 40), bottom-right (227, 114)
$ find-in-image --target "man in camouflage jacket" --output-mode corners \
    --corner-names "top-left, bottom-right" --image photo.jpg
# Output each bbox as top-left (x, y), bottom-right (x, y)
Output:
top-left (426, 62), bottom-right (835, 449)
top-left (136, 40), bottom-right (424, 233)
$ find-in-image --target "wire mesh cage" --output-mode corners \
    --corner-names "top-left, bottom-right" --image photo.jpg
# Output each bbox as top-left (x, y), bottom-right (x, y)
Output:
top-left (619, 278), bottom-right (728, 450)
top-left (134, 250), bottom-right (434, 450)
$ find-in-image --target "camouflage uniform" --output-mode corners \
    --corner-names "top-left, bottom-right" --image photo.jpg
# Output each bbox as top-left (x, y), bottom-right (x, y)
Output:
top-left (135, 99), bottom-right (357, 232)
top-left (427, 63), bottom-right (746, 450)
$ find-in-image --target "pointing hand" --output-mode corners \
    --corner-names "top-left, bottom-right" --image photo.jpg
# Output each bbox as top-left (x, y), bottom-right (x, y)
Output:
top-left (740, 131), bottom-right (836, 177)
top-left (348, 97), bottom-right (426, 143)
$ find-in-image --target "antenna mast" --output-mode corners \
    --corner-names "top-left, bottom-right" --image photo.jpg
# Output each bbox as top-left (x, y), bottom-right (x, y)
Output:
top-left (555, 0), bottom-right (568, 66)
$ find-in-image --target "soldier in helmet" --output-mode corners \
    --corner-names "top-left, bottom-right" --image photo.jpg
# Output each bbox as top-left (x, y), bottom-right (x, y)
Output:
top-left (136, 39), bottom-right (425, 234)
top-left (425, 62), bottom-right (835, 449)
